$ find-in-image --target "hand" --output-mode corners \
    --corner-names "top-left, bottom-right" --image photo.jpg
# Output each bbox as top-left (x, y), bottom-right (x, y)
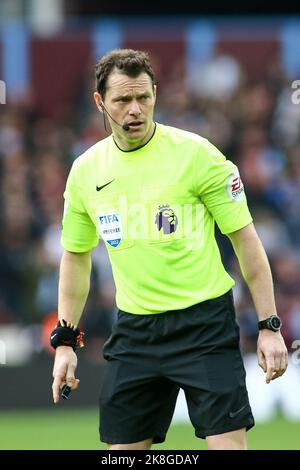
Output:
top-left (257, 330), bottom-right (288, 383)
top-left (52, 346), bottom-right (80, 404)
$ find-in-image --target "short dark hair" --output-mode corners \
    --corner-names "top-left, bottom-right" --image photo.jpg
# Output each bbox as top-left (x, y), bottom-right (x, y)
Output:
top-left (95, 49), bottom-right (155, 99)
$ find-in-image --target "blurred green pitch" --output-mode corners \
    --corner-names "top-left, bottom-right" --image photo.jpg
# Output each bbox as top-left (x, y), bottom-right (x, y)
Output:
top-left (0, 409), bottom-right (299, 450)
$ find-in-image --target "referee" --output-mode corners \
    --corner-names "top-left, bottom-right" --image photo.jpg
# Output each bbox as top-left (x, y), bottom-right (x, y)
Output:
top-left (51, 49), bottom-right (288, 450)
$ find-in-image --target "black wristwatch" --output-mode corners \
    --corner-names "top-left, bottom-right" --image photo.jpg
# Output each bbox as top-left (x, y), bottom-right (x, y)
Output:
top-left (258, 315), bottom-right (282, 332)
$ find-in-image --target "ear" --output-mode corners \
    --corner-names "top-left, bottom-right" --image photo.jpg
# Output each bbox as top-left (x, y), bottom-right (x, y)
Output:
top-left (93, 92), bottom-right (104, 112)
top-left (153, 84), bottom-right (157, 102)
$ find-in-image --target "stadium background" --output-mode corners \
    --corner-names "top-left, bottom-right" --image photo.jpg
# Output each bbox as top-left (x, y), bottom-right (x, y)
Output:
top-left (0, 0), bottom-right (300, 450)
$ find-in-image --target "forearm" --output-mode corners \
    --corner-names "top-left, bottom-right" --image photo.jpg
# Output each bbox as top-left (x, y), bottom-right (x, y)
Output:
top-left (228, 224), bottom-right (287, 382)
top-left (240, 239), bottom-right (276, 321)
top-left (229, 224), bottom-right (276, 321)
top-left (58, 249), bottom-right (92, 325)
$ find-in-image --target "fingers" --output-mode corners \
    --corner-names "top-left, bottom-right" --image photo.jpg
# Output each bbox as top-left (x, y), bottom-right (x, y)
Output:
top-left (258, 350), bottom-right (267, 373)
top-left (52, 377), bottom-right (80, 403)
top-left (52, 375), bottom-right (64, 404)
top-left (284, 349), bottom-right (289, 370)
top-left (66, 363), bottom-right (77, 388)
top-left (271, 370), bottom-right (283, 381)
top-left (265, 351), bottom-right (288, 383)
top-left (52, 349), bottom-right (79, 403)
top-left (265, 355), bottom-right (275, 384)
top-left (273, 351), bottom-right (282, 378)
top-left (72, 378), bottom-right (80, 391)
top-left (258, 334), bottom-right (288, 384)
top-left (64, 378), bottom-right (80, 391)
top-left (271, 351), bottom-right (288, 381)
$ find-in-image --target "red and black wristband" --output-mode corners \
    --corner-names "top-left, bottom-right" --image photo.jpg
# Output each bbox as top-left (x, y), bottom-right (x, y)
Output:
top-left (50, 319), bottom-right (84, 351)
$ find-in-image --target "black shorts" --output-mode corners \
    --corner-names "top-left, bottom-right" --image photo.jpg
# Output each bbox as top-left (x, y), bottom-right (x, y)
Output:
top-left (99, 290), bottom-right (254, 444)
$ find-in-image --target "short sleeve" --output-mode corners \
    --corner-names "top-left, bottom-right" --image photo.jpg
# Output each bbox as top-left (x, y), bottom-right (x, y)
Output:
top-left (195, 139), bottom-right (253, 234)
top-left (61, 162), bottom-right (99, 252)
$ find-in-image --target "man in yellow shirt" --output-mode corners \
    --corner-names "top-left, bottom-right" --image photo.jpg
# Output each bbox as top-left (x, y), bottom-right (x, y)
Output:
top-left (51, 49), bottom-right (287, 450)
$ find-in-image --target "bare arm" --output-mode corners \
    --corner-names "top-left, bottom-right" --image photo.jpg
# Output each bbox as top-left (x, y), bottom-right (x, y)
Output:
top-left (58, 249), bottom-right (92, 324)
top-left (227, 223), bottom-right (288, 383)
top-left (52, 249), bottom-right (92, 403)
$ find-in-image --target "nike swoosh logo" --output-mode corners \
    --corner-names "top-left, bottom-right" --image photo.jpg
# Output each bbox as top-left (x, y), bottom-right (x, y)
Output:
top-left (96, 179), bottom-right (115, 192)
top-left (229, 404), bottom-right (248, 418)
top-left (50, 334), bottom-right (57, 340)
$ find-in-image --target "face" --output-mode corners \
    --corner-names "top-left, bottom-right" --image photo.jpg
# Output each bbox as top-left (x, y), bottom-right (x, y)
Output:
top-left (94, 71), bottom-right (156, 150)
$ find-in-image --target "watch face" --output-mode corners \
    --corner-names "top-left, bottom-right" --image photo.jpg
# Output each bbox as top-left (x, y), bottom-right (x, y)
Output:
top-left (270, 316), bottom-right (281, 330)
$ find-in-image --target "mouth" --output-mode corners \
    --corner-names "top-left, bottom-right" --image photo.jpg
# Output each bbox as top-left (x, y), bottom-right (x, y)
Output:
top-left (126, 120), bottom-right (144, 129)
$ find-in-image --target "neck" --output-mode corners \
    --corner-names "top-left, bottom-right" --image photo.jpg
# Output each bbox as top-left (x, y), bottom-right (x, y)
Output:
top-left (113, 121), bottom-right (156, 152)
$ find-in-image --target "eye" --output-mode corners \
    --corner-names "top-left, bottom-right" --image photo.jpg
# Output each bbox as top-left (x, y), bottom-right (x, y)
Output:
top-left (116, 97), bottom-right (130, 103)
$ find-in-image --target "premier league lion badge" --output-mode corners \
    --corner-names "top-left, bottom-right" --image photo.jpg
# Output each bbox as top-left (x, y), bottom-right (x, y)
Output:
top-left (155, 204), bottom-right (178, 234)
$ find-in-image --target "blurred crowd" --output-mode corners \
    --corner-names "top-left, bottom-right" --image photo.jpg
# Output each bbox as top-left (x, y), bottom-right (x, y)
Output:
top-left (0, 49), bottom-right (300, 360)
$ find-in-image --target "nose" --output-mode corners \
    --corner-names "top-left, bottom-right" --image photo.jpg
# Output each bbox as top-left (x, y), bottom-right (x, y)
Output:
top-left (128, 100), bottom-right (141, 116)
